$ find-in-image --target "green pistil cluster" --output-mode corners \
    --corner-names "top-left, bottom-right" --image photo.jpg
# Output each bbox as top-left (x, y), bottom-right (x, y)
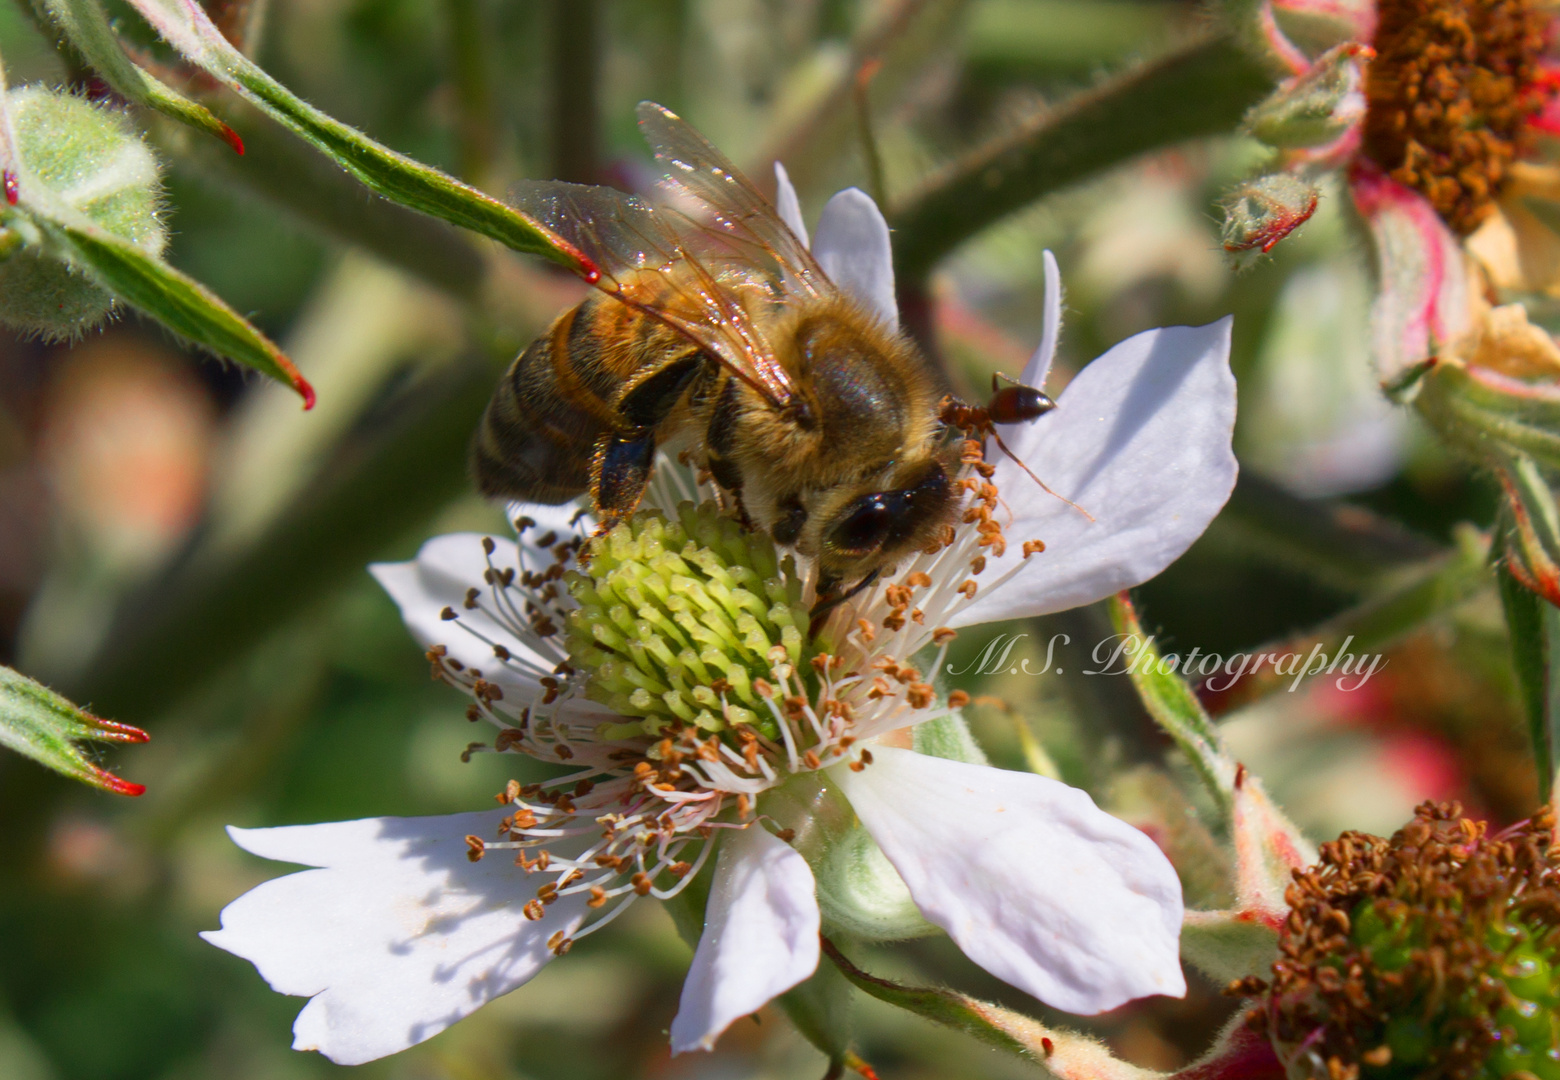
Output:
top-left (1246, 802), bottom-right (1560, 1080)
top-left (566, 501), bottom-right (809, 740)
top-left (1347, 902), bottom-right (1559, 1080)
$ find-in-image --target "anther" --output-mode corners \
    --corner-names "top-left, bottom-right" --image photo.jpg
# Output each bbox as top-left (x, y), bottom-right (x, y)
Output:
top-left (465, 835), bottom-right (486, 861)
top-left (440, 606), bottom-right (458, 621)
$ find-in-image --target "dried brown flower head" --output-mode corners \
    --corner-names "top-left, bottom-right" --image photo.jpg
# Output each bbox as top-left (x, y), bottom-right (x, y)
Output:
top-left (1236, 801), bottom-right (1560, 1080)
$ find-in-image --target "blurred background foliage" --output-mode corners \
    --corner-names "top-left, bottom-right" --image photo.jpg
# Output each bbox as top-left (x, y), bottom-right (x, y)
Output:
top-left (0, 0), bottom-right (1533, 1077)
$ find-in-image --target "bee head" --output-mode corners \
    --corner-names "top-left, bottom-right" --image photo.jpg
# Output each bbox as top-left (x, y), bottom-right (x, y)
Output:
top-left (806, 456), bottom-right (959, 581)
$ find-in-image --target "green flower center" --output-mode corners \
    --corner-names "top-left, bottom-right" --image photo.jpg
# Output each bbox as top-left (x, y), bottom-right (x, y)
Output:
top-left (566, 502), bottom-right (810, 741)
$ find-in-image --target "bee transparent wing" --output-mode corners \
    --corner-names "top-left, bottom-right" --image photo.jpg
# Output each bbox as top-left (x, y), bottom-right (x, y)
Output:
top-left (636, 102), bottom-right (830, 300)
top-left (511, 177), bottom-right (798, 407)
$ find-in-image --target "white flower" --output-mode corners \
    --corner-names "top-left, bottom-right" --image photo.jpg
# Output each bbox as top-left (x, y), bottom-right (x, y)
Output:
top-left (202, 175), bottom-right (1238, 1065)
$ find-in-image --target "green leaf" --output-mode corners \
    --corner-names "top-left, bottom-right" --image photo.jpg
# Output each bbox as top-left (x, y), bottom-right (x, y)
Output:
top-left (887, 34), bottom-right (1273, 284)
top-left (26, 207), bottom-right (314, 405)
top-left (1107, 593), bottom-right (1237, 812)
top-left (119, 0), bottom-right (579, 268)
top-left (37, 0), bottom-right (243, 153)
top-left (0, 664), bottom-right (147, 795)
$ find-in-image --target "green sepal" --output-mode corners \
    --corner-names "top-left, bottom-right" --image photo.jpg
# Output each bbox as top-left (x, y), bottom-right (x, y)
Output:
top-left (1496, 535), bottom-right (1560, 800)
top-left (820, 937), bottom-right (1045, 1063)
top-left (36, 0), bottom-right (243, 152)
top-left (1180, 910), bottom-right (1281, 984)
top-left (776, 954), bottom-right (856, 1068)
top-left (1107, 593), bottom-right (1237, 814)
top-left (0, 664), bottom-right (147, 795)
top-left (1415, 360), bottom-right (1560, 474)
top-left (24, 206), bottom-right (313, 404)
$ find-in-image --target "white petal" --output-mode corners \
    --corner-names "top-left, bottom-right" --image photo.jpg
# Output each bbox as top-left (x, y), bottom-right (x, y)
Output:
top-left (773, 162), bottom-right (809, 249)
top-left (811, 188), bottom-right (898, 331)
top-left (369, 533), bottom-right (607, 723)
top-left (504, 499), bottom-right (593, 537)
top-left (202, 811), bottom-right (587, 1065)
top-left (1022, 249), bottom-right (1063, 390)
top-left (836, 747), bottom-right (1185, 1015)
top-left (669, 827), bottom-right (820, 1053)
top-left (955, 318), bottom-right (1236, 626)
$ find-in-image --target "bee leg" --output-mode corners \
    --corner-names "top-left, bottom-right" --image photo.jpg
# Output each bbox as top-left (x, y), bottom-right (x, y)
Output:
top-left (807, 569), bottom-right (881, 639)
top-left (590, 431), bottom-right (657, 526)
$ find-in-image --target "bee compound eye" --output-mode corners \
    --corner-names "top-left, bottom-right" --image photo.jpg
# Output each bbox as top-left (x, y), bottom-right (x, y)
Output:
top-left (826, 496), bottom-right (894, 556)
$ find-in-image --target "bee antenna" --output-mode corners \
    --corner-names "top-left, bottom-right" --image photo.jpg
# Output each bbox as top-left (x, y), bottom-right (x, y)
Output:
top-left (990, 430), bottom-right (1095, 523)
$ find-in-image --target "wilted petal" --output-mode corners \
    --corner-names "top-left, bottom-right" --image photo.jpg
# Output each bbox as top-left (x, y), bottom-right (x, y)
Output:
top-left (953, 318), bottom-right (1236, 626)
top-left (836, 747), bottom-right (1185, 1015)
top-left (773, 162), bottom-right (809, 248)
top-left (1350, 164), bottom-right (1470, 380)
top-left (811, 188), bottom-right (898, 331)
top-left (670, 826), bottom-right (820, 1053)
top-left (202, 811), bottom-right (587, 1065)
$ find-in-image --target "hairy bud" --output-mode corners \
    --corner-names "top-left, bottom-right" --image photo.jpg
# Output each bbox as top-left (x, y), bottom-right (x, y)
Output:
top-left (0, 87), bottom-right (167, 339)
top-left (1220, 173), bottom-right (1321, 270)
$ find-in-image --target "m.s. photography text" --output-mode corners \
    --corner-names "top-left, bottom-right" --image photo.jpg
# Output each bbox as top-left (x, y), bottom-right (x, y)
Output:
top-left (946, 632), bottom-right (1388, 693)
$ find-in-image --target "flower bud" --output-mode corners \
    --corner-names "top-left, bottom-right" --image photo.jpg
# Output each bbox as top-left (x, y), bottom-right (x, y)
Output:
top-left (1244, 43), bottom-right (1371, 150)
top-left (1220, 173), bottom-right (1321, 270)
top-left (0, 87), bottom-right (167, 339)
top-left (813, 822), bottom-right (936, 941)
top-left (1238, 802), bottom-right (1560, 1080)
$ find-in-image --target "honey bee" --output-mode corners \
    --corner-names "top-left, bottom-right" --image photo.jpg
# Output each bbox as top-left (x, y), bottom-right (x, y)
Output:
top-left (472, 102), bottom-right (1053, 607)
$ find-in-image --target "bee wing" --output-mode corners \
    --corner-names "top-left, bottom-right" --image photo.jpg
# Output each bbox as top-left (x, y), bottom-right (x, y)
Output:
top-left (512, 176), bottom-right (802, 408)
top-left (635, 102), bottom-right (831, 300)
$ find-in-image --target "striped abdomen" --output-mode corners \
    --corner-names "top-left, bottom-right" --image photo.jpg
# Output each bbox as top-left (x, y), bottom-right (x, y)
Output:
top-left (470, 293), bottom-right (703, 505)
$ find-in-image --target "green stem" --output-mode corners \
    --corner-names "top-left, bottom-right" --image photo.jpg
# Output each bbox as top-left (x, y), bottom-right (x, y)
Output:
top-left (72, 353), bottom-right (506, 720)
top-left (154, 103), bottom-right (488, 303)
top-left (446, 0), bottom-right (495, 186)
top-left (548, 0), bottom-right (600, 184)
top-left (886, 34), bottom-right (1272, 284)
top-left (1202, 527), bottom-right (1493, 716)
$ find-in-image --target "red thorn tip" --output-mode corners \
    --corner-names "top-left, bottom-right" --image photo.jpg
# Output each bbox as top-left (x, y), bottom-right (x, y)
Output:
top-left (89, 716), bottom-right (151, 743)
top-left (221, 124), bottom-right (246, 156)
top-left (92, 768), bottom-right (146, 797)
top-left (4, 170), bottom-right (18, 206)
top-left (300, 378), bottom-right (317, 411)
